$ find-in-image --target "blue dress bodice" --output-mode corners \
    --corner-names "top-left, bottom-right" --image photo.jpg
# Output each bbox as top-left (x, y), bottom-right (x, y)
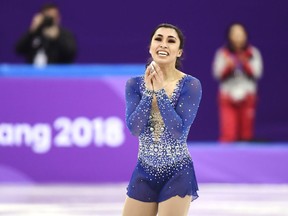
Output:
top-left (125, 75), bottom-right (202, 175)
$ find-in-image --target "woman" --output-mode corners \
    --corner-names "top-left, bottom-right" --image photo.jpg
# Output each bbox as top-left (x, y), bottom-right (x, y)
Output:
top-left (122, 23), bottom-right (202, 216)
top-left (213, 23), bottom-right (263, 142)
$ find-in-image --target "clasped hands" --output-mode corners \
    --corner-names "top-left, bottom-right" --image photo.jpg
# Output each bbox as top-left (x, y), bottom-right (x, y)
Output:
top-left (144, 61), bottom-right (164, 92)
top-left (225, 53), bottom-right (249, 69)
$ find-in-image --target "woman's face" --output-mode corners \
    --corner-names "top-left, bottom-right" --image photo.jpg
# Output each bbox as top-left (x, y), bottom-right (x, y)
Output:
top-left (149, 27), bottom-right (182, 66)
top-left (229, 24), bottom-right (247, 50)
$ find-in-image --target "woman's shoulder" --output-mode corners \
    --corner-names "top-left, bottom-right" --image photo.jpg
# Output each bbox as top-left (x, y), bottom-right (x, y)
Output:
top-left (126, 75), bottom-right (144, 86)
top-left (215, 46), bottom-right (230, 56)
top-left (181, 74), bottom-right (202, 93)
top-left (183, 74), bottom-right (201, 85)
top-left (125, 76), bottom-right (145, 93)
top-left (248, 45), bottom-right (261, 54)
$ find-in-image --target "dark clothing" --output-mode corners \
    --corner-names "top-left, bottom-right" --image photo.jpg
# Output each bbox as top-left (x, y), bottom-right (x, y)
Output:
top-left (15, 27), bottom-right (77, 64)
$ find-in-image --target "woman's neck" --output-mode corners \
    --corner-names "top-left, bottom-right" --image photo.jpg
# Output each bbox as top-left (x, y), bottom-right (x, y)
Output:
top-left (158, 63), bottom-right (179, 82)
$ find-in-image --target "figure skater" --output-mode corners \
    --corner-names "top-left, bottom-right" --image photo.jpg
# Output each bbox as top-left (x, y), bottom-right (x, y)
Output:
top-left (122, 23), bottom-right (202, 216)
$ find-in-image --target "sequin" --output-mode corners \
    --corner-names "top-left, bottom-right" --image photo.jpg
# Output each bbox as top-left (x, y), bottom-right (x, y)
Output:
top-left (125, 74), bottom-right (202, 202)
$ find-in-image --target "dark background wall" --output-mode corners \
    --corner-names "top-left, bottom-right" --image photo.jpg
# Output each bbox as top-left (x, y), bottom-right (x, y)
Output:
top-left (0, 0), bottom-right (287, 141)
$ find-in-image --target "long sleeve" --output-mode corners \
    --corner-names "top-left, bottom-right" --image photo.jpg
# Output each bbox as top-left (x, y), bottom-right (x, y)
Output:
top-left (155, 77), bottom-right (202, 139)
top-left (15, 31), bottom-right (45, 63)
top-left (15, 28), bottom-right (76, 63)
top-left (48, 28), bottom-right (77, 63)
top-left (15, 32), bottom-right (32, 54)
top-left (241, 47), bottom-right (263, 79)
top-left (213, 49), bottom-right (234, 81)
top-left (125, 77), bottom-right (153, 136)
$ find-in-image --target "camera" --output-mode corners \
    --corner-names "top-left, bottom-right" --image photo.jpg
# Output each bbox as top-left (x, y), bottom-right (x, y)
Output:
top-left (41, 16), bottom-right (54, 28)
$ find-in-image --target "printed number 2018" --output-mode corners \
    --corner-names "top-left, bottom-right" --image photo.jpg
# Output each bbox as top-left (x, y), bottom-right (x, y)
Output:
top-left (54, 117), bottom-right (124, 148)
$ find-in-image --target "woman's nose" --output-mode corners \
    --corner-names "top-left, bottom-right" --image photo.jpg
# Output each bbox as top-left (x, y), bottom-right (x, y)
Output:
top-left (160, 44), bottom-right (167, 48)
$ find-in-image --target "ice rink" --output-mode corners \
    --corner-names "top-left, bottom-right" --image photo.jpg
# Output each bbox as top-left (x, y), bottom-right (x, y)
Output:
top-left (1, 183), bottom-right (288, 216)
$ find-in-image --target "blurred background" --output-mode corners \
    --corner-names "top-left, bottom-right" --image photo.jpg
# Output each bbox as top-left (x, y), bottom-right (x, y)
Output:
top-left (0, 0), bottom-right (288, 215)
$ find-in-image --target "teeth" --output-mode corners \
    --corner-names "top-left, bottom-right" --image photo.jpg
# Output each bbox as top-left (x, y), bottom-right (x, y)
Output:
top-left (158, 51), bottom-right (168, 56)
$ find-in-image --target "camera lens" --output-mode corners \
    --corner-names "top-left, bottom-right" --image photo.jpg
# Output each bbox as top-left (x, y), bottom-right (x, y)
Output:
top-left (42, 16), bottom-right (54, 27)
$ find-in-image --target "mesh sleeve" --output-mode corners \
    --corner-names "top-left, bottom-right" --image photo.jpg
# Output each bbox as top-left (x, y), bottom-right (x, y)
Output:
top-left (155, 77), bottom-right (202, 139)
top-left (125, 77), bottom-right (153, 136)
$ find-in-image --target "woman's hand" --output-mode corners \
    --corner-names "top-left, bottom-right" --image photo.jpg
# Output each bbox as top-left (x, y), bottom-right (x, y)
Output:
top-left (225, 55), bottom-right (235, 69)
top-left (238, 52), bottom-right (249, 63)
top-left (151, 62), bottom-right (164, 91)
top-left (144, 64), bottom-right (154, 91)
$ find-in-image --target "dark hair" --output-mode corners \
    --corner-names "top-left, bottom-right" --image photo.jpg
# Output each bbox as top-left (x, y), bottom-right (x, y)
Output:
top-left (226, 22), bottom-right (249, 52)
top-left (147, 23), bottom-right (185, 69)
top-left (40, 3), bottom-right (59, 12)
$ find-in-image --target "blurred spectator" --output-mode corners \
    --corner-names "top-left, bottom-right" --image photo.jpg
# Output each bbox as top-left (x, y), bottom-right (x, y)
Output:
top-left (15, 3), bottom-right (77, 66)
top-left (213, 23), bottom-right (263, 142)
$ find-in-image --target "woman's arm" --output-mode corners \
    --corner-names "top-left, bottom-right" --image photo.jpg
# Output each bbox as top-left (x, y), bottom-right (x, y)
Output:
top-left (156, 76), bottom-right (202, 139)
top-left (125, 77), bottom-right (153, 136)
top-left (213, 49), bottom-right (235, 81)
top-left (240, 47), bottom-right (263, 79)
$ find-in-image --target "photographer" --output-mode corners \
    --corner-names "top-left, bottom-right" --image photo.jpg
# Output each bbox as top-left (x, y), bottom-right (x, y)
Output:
top-left (15, 3), bottom-right (77, 65)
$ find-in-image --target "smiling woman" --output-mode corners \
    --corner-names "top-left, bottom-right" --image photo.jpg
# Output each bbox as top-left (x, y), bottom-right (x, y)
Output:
top-left (122, 23), bottom-right (202, 216)
top-left (147, 23), bottom-right (185, 70)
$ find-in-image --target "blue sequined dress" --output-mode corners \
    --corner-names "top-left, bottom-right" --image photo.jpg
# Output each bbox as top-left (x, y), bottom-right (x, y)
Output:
top-left (125, 74), bottom-right (202, 202)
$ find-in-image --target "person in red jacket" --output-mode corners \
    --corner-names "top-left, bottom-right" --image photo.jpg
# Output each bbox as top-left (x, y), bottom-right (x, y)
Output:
top-left (213, 23), bottom-right (263, 142)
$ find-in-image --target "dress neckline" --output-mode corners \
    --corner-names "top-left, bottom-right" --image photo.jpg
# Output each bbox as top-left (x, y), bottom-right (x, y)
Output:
top-left (168, 74), bottom-right (187, 99)
top-left (140, 74), bottom-right (188, 98)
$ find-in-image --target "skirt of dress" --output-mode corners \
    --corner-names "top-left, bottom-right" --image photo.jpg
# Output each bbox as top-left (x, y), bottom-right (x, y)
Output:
top-left (126, 157), bottom-right (199, 202)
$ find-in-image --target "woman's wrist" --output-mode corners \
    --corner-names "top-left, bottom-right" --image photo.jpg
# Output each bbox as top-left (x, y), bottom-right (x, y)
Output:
top-left (153, 86), bottom-right (165, 92)
top-left (143, 88), bottom-right (154, 96)
top-left (154, 88), bottom-right (165, 97)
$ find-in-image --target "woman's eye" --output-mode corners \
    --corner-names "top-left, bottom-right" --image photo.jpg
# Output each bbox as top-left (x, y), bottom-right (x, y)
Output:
top-left (168, 40), bottom-right (176, 43)
top-left (155, 37), bottom-right (162, 41)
